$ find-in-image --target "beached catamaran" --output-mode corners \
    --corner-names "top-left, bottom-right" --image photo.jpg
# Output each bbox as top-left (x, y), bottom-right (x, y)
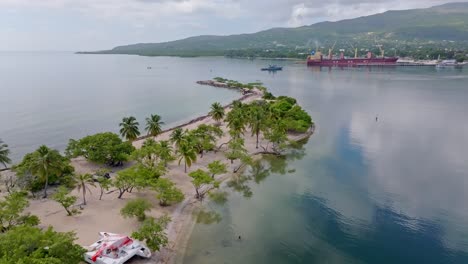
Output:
top-left (84, 232), bottom-right (151, 264)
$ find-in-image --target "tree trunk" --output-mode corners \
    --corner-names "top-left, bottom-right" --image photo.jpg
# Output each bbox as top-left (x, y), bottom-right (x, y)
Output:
top-left (256, 132), bottom-right (259, 149)
top-left (99, 188), bottom-right (104, 200)
top-left (65, 207), bottom-right (72, 216)
top-left (184, 162), bottom-right (187, 173)
top-left (118, 189), bottom-right (125, 199)
top-left (195, 187), bottom-right (200, 199)
top-left (43, 173), bottom-right (49, 198)
top-left (82, 183), bottom-right (87, 205)
top-left (231, 159), bottom-right (234, 164)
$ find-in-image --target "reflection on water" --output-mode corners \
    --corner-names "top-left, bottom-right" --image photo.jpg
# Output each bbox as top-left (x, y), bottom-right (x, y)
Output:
top-left (183, 66), bottom-right (468, 264)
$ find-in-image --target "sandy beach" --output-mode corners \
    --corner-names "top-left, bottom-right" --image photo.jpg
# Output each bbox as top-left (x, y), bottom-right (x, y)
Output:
top-left (3, 85), bottom-right (313, 264)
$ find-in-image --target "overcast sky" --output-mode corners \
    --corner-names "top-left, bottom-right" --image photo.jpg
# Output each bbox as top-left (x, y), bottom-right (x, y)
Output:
top-left (0, 0), bottom-right (466, 51)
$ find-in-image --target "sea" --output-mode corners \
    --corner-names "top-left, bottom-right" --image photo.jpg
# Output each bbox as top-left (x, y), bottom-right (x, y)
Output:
top-left (1, 52), bottom-right (468, 263)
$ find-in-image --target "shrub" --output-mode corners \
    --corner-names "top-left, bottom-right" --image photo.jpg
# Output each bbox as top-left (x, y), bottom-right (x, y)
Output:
top-left (120, 198), bottom-right (152, 222)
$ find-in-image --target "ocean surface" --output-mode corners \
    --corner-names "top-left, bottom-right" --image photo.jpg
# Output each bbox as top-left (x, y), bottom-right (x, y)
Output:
top-left (1, 52), bottom-right (468, 263)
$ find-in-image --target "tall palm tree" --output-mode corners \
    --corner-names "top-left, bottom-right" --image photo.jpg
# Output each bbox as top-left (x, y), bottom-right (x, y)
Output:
top-left (170, 128), bottom-right (185, 149)
top-left (119, 116), bottom-right (140, 141)
top-left (0, 139), bottom-right (11, 168)
top-left (209, 102), bottom-right (225, 124)
top-left (177, 140), bottom-right (197, 173)
top-left (145, 114), bottom-right (165, 137)
top-left (30, 145), bottom-right (64, 198)
top-left (247, 105), bottom-right (267, 148)
top-left (74, 173), bottom-right (95, 205)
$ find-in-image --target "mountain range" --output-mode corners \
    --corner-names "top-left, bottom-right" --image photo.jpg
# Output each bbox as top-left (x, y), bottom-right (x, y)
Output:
top-left (82, 2), bottom-right (468, 57)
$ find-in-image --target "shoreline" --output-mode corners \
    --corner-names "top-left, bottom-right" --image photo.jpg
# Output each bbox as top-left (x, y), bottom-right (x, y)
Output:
top-left (4, 82), bottom-right (314, 264)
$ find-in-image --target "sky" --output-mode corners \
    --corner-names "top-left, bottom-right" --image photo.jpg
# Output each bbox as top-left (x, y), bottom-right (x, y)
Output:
top-left (0, 0), bottom-right (466, 51)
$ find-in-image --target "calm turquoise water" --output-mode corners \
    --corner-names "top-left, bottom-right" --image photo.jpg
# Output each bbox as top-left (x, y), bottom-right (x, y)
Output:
top-left (1, 53), bottom-right (468, 263)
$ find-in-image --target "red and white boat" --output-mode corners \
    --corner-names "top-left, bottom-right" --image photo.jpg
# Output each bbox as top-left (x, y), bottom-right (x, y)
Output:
top-left (84, 232), bottom-right (152, 264)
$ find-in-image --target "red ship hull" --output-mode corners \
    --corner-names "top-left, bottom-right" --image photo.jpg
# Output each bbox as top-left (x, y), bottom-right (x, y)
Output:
top-left (307, 57), bottom-right (398, 67)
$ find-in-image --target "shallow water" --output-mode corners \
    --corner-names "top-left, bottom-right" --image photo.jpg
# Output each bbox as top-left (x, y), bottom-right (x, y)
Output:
top-left (1, 53), bottom-right (468, 263)
top-left (182, 64), bottom-right (468, 263)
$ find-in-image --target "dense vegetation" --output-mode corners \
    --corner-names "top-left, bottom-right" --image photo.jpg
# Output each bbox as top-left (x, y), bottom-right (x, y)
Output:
top-left (13, 145), bottom-right (74, 198)
top-left (0, 192), bottom-right (85, 263)
top-left (65, 132), bottom-right (134, 166)
top-left (81, 3), bottom-right (468, 60)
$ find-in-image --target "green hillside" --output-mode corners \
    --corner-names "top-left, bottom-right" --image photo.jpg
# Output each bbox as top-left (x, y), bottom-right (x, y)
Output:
top-left (81, 2), bottom-right (468, 59)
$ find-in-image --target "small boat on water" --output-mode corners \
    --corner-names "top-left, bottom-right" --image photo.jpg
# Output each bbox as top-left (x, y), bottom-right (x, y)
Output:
top-left (436, 60), bottom-right (464, 69)
top-left (84, 232), bottom-right (151, 264)
top-left (261, 65), bottom-right (283, 71)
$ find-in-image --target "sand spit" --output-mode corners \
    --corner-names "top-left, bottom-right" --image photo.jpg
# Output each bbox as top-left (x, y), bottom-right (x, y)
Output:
top-left (3, 84), bottom-right (314, 264)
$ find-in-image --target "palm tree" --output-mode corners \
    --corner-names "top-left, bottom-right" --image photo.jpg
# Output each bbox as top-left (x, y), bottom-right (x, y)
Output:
top-left (0, 139), bottom-right (11, 168)
top-left (74, 173), bottom-right (95, 205)
top-left (156, 140), bottom-right (174, 167)
top-left (177, 140), bottom-right (197, 173)
top-left (247, 105), bottom-right (267, 148)
top-left (119, 116), bottom-right (140, 141)
top-left (170, 128), bottom-right (185, 149)
top-left (225, 109), bottom-right (246, 139)
top-left (209, 102), bottom-right (225, 124)
top-left (145, 114), bottom-right (165, 137)
top-left (30, 145), bottom-right (64, 198)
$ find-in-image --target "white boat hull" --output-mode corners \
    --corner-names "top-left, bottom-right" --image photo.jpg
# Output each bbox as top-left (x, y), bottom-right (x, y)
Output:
top-left (84, 232), bottom-right (151, 264)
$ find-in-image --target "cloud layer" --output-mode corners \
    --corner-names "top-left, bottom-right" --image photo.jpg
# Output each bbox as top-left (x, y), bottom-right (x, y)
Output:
top-left (0, 0), bottom-right (465, 50)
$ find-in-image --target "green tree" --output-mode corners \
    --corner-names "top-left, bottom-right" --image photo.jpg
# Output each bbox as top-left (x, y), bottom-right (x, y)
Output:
top-left (114, 165), bottom-right (162, 199)
top-left (97, 177), bottom-right (112, 201)
top-left (263, 121), bottom-right (288, 154)
top-left (225, 108), bottom-right (246, 139)
top-left (0, 139), bottom-right (11, 168)
top-left (207, 160), bottom-right (227, 179)
top-left (247, 103), bottom-right (268, 148)
top-left (177, 139), bottom-right (197, 173)
top-left (153, 178), bottom-right (184, 206)
top-left (0, 192), bottom-right (39, 232)
top-left (131, 215), bottom-right (170, 252)
top-left (52, 186), bottom-right (79, 216)
top-left (156, 140), bottom-right (174, 167)
top-left (120, 198), bottom-right (152, 222)
top-left (188, 124), bottom-right (223, 158)
top-left (145, 114), bottom-right (165, 137)
top-left (119, 116), bottom-right (140, 141)
top-left (188, 169), bottom-right (219, 199)
top-left (132, 141), bottom-right (159, 169)
top-left (225, 138), bottom-right (252, 172)
top-left (209, 102), bottom-right (225, 124)
top-left (170, 128), bottom-right (185, 149)
top-left (225, 138), bottom-right (248, 164)
top-left (29, 145), bottom-right (68, 198)
top-left (74, 173), bottom-right (95, 205)
top-left (13, 148), bottom-right (74, 198)
top-left (66, 132), bottom-right (134, 166)
top-left (0, 225), bottom-right (85, 263)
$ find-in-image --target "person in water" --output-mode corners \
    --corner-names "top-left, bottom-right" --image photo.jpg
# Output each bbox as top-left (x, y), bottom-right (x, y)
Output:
top-left (376, 115), bottom-right (378, 122)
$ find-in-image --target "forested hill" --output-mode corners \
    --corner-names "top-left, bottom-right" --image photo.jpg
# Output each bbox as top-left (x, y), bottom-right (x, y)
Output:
top-left (81, 2), bottom-right (468, 59)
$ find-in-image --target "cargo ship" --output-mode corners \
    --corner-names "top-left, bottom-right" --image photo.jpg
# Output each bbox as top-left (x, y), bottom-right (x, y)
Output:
top-left (307, 45), bottom-right (398, 67)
